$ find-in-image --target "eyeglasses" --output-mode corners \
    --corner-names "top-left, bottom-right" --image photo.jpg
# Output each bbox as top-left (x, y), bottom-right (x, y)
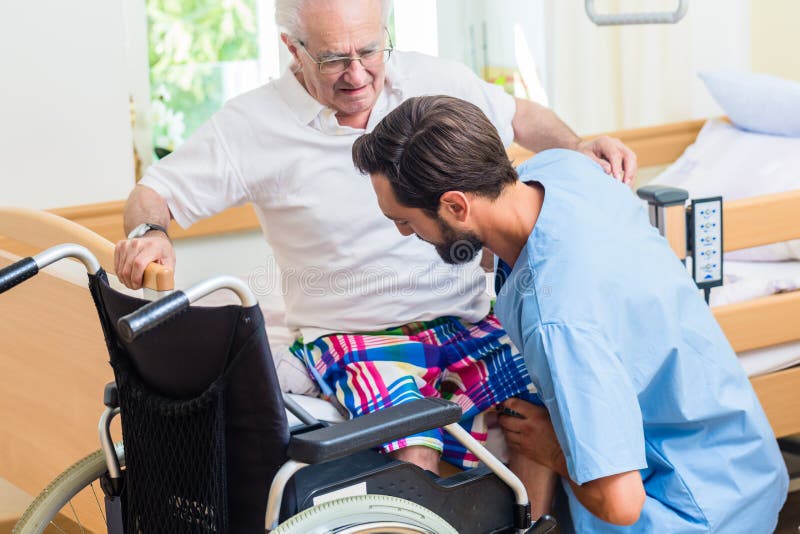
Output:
top-left (297, 29), bottom-right (394, 75)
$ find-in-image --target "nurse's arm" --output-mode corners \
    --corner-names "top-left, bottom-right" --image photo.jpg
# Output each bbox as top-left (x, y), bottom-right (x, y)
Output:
top-left (567, 471), bottom-right (645, 526)
top-left (499, 398), bottom-right (646, 525)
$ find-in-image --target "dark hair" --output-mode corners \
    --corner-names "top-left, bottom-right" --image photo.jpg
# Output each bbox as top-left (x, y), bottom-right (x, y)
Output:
top-left (352, 95), bottom-right (518, 215)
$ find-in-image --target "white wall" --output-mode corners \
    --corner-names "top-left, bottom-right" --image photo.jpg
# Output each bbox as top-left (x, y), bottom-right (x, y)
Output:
top-left (752, 0), bottom-right (800, 82)
top-left (394, 0), bottom-right (439, 56)
top-left (0, 0), bottom-right (135, 209)
top-left (172, 231), bottom-right (275, 288)
top-left (434, 1), bottom-right (752, 135)
top-left (124, 0), bottom-right (155, 174)
top-left (547, 0), bottom-right (750, 135)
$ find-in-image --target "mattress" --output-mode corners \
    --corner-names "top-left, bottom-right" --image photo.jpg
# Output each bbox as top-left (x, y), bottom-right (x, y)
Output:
top-left (710, 260), bottom-right (800, 377)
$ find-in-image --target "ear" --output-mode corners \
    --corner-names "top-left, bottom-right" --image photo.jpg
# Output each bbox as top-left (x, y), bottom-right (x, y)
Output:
top-left (438, 191), bottom-right (470, 224)
top-left (281, 33), bottom-right (301, 63)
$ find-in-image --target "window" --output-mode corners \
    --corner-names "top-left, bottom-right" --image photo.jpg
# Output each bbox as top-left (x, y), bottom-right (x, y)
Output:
top-left (146, 0), bottom-right (281, 155)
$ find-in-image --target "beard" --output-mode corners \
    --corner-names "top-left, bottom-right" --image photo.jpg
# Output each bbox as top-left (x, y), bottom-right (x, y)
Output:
top-left (428, 219), bottom-right (483, 265)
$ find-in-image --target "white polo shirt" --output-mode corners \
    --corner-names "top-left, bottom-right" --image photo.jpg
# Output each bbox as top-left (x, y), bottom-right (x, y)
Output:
top-left (140, 51), bottom-right (517, 342)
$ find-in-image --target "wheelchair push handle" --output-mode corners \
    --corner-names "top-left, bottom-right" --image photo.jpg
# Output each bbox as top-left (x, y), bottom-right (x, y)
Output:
top-left (118, 274), bottom-right (258, 342)
top-left (118, 290), bottom-right (191, 342)
top-left (0, 243), bottom-right (101, 294)
top-left (0, 257), bottom-right (38, 293)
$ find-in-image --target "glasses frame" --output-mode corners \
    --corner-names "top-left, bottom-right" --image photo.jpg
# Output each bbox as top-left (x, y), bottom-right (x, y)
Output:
top-left (296, 28), bottom-right (394, 75)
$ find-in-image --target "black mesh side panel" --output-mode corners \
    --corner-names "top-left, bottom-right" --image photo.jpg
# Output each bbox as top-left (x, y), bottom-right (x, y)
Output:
top-left (116, 358), bottom-right (228, 533)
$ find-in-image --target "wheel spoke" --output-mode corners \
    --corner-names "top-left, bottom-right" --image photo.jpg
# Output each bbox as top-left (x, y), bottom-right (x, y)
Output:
top-left (67, 499), bottom-right (87, 534)
top-left (46, 519), bottom-right (68, 534)
top-left (89, 482), bottom-right (108, 525)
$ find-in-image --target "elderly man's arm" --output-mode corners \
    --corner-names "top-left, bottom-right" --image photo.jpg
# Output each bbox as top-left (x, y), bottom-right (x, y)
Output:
top-left (499, 397), bottom-right (646, 526)
top-left (511, 98), bottom-right (638, 184)
top-left (114, 185), bottom-right (176, 289)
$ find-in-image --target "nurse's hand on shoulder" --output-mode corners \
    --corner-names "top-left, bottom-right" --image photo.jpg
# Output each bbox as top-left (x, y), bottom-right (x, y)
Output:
top-left (576, 136), bottom-right (638, 186)
top-left (114, 234), bottom-right (176, 290)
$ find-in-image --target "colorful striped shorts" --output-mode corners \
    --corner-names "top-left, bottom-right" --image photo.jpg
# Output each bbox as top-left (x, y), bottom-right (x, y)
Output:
top-left (289, 313), bottom-right (538, 469)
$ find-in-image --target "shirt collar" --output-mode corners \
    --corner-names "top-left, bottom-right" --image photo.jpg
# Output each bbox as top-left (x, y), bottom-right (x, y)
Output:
top-left (273, 52), bottom-right (408, 133)
top-left (273, 66), bottom-right (327, 126)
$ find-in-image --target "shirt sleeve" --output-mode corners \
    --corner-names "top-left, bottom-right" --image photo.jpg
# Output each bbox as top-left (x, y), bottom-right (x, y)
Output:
top-left (524, 323), bottom-right (647, 485)
top-left (139, 117), bottom-right (251, 229)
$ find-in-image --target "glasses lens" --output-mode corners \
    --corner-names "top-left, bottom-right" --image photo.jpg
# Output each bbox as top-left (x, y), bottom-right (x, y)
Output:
top-left (319, 58), bottom-right (349, 74)
top-left (318, 48), bottom-right (391, 74)
top-left (359, 49), bottom-right (385, 66)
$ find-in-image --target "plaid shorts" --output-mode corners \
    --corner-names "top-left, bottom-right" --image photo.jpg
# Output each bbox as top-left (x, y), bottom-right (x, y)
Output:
top-left (290, 313), bottom-right (538, 468)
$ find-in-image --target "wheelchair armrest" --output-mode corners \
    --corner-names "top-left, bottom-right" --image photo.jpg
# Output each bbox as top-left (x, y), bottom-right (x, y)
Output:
top-left (287, 398), bottom-right (462, 464)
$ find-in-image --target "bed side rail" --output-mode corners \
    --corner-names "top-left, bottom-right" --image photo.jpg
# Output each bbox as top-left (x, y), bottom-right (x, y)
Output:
top-left (722, 190), bottom-right (800, 252)
top-left (638, 186), bottom-right (800, 349)
top-left (638, 187), bottom-right (800, 255)
top-left (0, 206), bottom-right (174, 293)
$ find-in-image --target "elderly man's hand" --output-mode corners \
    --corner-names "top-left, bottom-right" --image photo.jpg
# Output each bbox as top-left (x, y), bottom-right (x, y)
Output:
top-left (114, 234), bottom-right (176, 290)
top-left (577, 136), bottom-right (638, 186)
top-left (498, 397), bottom-right (568, 477)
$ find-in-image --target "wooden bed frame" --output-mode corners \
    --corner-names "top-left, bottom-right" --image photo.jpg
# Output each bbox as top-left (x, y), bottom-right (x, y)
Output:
top-left (0, 118), bottom-right (797, 530)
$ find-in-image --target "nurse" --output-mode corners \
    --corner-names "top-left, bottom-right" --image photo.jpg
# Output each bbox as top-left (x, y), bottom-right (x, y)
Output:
top-left (353, 94), bottom-right (789, 532)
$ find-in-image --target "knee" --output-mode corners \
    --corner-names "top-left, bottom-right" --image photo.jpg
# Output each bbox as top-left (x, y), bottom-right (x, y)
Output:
top-left (391, 445), bottom-right (441, 473)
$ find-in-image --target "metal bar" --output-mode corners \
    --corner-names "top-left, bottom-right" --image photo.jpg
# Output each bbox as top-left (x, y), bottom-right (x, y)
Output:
top-left (282, 393), bottom-right (321, 426)
top-left (34, 243), bottom-right (101, 275)
top-left (444, 423), bottom-right (531, 532)
top-left (182, 275), bottom-right (259, 307)
top-left (443, 423), bottom-right (528, 505)
top-left (585, 0), bottom-right (688, 26)
top-left (264, 459), bottom-right (309, 529)
top-left (98, 407), bottom-right (122, 479)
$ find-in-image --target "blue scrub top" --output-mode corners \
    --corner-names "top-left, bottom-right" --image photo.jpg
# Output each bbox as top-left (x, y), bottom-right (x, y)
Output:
top-left (494, 150), bottom-right (788, 533)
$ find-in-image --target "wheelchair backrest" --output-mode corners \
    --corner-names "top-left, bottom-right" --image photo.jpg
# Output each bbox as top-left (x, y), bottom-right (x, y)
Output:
top-left (89, 270), bottom-right (289, 532)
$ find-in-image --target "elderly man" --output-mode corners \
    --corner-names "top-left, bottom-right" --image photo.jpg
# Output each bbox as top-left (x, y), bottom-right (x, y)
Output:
top-left (115, 0), bottom-right (636, 493)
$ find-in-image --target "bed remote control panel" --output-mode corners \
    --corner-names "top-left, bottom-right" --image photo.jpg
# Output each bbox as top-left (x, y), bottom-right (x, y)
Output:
top-left (690, 197), bottom-right (723, 290)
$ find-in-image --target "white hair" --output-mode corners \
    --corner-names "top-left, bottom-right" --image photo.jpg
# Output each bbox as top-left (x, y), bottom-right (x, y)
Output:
top-left (275, 0), bottom-right (393, 41)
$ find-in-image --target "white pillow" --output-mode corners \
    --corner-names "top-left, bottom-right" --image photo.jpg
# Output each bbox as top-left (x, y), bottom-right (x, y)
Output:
top-left (699, 70), bottom-right (800, 137)
top-left (652, 119), bottom-right (800, 261)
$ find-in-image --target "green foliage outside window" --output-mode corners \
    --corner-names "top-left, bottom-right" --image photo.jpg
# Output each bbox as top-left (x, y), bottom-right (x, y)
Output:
top-left (147, 0), bottom-right (258, 153)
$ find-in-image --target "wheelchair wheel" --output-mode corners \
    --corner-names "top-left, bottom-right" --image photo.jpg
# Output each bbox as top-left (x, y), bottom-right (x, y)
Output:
top-left (13, 443), bottom-right (124, 534)
top-left (272, 494), bottom-right (458, 534)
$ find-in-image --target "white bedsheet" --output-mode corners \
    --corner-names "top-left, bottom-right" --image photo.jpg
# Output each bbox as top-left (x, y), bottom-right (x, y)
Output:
top-left (709, 260), bottom-right (800, 307)
top-left (708, 260), bottom-right (800, 377)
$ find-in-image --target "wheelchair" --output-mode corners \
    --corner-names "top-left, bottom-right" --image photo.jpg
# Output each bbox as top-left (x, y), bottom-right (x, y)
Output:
top-left (2, 243), bottom-right (557, 534)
